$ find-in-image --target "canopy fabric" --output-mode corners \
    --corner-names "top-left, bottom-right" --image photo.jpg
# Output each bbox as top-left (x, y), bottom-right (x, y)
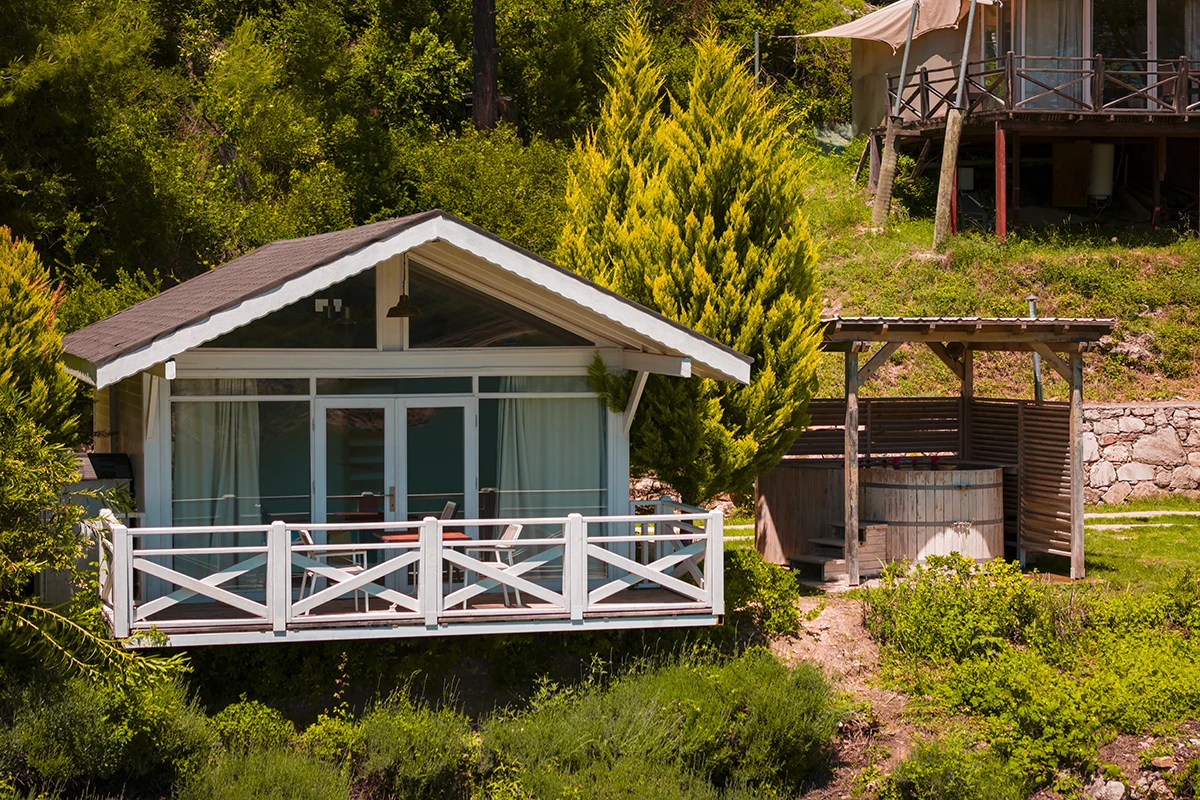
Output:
top-left (806, 0), bottom-right (992, 51)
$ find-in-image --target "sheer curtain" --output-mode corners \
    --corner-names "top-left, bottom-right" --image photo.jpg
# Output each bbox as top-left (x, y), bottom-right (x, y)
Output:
top-left (495, 391), bottom-right (606, 525)
top-left (1024, 0), bottom-right (1084, 108)
top-left (172, 379), bottom-right (261, 577)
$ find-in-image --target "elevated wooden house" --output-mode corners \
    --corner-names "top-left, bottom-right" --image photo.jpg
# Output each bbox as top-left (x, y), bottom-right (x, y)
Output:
top-left (811, 0), bottom-right (1200, 238)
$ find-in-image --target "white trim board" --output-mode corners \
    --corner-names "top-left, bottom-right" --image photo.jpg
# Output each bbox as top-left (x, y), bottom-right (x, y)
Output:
top-left (75, 214), bottom-right (751, 389)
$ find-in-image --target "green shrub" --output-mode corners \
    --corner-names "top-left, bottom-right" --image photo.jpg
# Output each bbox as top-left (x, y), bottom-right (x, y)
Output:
top-left (482, 649), bottom-right (841, 795)
top-left (724, 548), bottom-right (801, 637)
top-left (862, 554), bottom-right (1045, 662)
top-left (210, 697), bottom-right (295, 752)
top-left (358, 694), bottom-right (476, 800)
top-left (0, 675), bottom-right (214, 795)
top-left (176, 748), bottom-right (349, 800)
top-left (878, 738), bottom-right (1026, 800)
top-left (298, 712), bottom-right (365, 768)
top-left (1168, 755), bottom-right (1200, 797)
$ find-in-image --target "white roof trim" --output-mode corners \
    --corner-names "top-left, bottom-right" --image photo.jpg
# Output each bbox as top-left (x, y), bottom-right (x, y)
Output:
top-left (87, 214), bottom-right (751, 388)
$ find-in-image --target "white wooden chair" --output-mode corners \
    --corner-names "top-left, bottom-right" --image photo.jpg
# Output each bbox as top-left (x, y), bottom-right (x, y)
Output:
top-left (296, 530), bottom-right (370, 612)
top-left (465, 523), bottom-right (524, 608)
top-left (440, 501), bottom-right (457, 519)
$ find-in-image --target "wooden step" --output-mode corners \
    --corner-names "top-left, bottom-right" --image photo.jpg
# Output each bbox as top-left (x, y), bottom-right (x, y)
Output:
top-left (788, 554), bottom-right (848, 582)
top-left (808, 537), bottom-right (849, 549)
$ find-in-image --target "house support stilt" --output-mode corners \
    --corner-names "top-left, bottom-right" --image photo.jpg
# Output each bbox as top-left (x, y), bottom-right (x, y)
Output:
top-left (995, 123), bottom-right (1008, 243)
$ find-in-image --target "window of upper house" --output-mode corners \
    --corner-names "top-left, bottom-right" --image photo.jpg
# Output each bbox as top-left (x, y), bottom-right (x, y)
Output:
top-left (406, 262), bottom-right (590, 348)
top-left (204, 269), bottom-right (377, 349)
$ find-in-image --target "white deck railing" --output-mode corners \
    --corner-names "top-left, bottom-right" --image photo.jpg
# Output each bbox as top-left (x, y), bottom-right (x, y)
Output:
top-left (93, 503), bottom-right (723, 646)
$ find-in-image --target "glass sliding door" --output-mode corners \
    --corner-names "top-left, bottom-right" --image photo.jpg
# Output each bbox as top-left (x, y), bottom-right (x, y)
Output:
top-left (1023, 0), bottom-right (1086, 108)
top-left (405, 405), bottom-right (466, 521)
top-left (322, 403), bottom-right (393, 547)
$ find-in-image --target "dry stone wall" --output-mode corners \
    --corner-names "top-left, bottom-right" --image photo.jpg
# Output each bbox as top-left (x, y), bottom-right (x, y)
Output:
top-left (1083, 403), bottom-right (1200, 504)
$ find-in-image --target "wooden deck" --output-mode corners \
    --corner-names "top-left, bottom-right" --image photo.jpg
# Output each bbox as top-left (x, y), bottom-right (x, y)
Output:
top-left (96, 507), bottom-right (725, 647)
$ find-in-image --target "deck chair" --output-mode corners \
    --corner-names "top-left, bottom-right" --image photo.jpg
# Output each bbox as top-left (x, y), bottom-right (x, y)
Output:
top-left (465, 523), bottom-right (524, 608)
top-left (296, 530), bottom-right (370, 612)
top-left (440, 501), bottom-right (457, 519)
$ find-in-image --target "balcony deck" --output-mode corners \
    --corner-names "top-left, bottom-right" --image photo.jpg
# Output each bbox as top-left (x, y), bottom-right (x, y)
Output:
top-left (94, 504), bottom-right (724, 647)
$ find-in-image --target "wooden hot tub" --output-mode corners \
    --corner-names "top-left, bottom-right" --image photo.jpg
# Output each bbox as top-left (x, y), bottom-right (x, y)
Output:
top-left (861, 464), bottom-right (1004, 563)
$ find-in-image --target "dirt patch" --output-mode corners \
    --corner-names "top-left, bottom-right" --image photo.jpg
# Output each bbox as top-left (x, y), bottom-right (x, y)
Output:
top-left (772, 594), bottom-right (917, 799)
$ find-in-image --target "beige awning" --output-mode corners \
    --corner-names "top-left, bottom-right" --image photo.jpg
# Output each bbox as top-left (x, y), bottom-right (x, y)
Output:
top-left (805, 0), bottom-right (993, 52)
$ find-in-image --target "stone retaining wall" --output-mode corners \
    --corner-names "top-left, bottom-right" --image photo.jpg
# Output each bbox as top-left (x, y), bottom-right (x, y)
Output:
top-left (1083, 403), bottom-right (1200, 504)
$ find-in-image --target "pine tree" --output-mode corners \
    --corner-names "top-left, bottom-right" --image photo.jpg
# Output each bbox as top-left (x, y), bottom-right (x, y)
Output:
top-left (0, 226), bottom-right (78, 443)
top-left (561, 23), bottom-right (823, 503)
top-left (557, 11), bottom-right (664, 303)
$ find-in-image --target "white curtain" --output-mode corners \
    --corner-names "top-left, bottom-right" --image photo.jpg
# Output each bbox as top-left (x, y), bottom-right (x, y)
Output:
top-left (172, 379), bottom-right (261, 577)
top-left (495, 385), bottom-right (607, 526)
top-left (1024, 0), bottom-right (1084, 108)
top-left (1187, 0), bottom-right (1200, 60)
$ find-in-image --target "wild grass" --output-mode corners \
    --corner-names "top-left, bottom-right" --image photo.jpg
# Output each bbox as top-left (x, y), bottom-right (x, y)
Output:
top-left (1085, 518), bottom-right (1200, 591)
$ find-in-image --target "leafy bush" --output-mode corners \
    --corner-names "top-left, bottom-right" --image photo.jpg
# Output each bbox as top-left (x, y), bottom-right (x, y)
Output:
top-left (482, 648), bottom-right (841, 795)
top-left (0, 675), bottom-right (214, 795)
top-left (877, 738), bottom-right (1026, 800)
top-left (862, 554), bottom-right (1045, 662)
top-left (211, 697), bottom-right (295, 752)
top-left (358, 694), bottom-right (476, 800)
top-left (724, 548), bottom-right (801, 637)
top-left (298, 712), bottom-right (365, 768)
top-left (176, 747), bottom-right (349, 800)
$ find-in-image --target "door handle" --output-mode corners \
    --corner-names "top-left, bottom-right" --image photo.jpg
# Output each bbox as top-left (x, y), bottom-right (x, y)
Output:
top-left (387, 486), bottom-right (396, 512)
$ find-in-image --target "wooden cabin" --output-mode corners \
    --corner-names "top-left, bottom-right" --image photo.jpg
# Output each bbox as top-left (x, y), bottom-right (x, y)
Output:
top-left (811, 0), bottom-right (1200, 237)
top-left (63, 211), bottom-right (748, 646)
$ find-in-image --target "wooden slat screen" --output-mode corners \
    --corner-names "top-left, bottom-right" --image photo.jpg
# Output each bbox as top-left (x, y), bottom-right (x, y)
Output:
top-left (788, 398), bottom-right (962, 458)
top-left (964, 399), bottom-right (1073, 559)
top-left (1019, 402), bottom-right (1073, 558)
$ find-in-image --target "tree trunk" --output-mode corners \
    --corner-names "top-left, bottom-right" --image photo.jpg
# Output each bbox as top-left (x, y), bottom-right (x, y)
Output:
top-left (472, 0), bottom-right (498, 129)
top-left (933, 108), bottom-right (964, 251)
top-left (871, 121), bottom-right (899, 229)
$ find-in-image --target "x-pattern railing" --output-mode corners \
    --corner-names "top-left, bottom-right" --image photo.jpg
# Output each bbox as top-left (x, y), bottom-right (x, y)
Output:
top-left (884, 52), bottom-right (1200, 124)
top-left (94, 504), bottom-right (724, 641)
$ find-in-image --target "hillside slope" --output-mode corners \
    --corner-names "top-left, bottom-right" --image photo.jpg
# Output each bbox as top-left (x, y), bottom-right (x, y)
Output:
top-left (803, 143), bottom-right (1200, 402)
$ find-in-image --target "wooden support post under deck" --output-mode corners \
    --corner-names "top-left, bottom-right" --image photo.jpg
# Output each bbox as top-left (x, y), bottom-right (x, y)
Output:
top-left (995, 123), bottom-right (1008, 242)
top-left (1012, 132), bottom-right (1022, 232)
top-left (845, 350), bottom-right (860, 586)
top-left (1153, 136), bottom-right (1166, 231)
top-left (1069, 352), bottom-right (1085, 580)
top-left (869, 132), bottom-right (882, 193)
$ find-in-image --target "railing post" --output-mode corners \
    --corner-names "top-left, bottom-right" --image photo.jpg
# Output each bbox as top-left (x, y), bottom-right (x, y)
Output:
top-left (1004, 51), bottom-right (1016, 109)
top-left (267, 521), bottom-right (289, 633)
top-left (1178, 56), bottom-right (1189, 114)
top-left (420, 517), bottom-right (442, 627)
top-left (1093, 54), bottom-right (1105, 111)
top-left (565, 513), bottom-right (587, 621)
top-left (918, 67), bottom-right (930, 121)
top-left (706, 510), bottom-right (724, 617)
top-left (111, 521), bottom-right (132, 638)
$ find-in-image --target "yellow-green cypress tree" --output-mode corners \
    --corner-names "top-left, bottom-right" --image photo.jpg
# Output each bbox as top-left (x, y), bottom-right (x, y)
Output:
top-left (0, 226), bottom-right (78, 443)
top-left (561, 23), bottom-right (822, 503)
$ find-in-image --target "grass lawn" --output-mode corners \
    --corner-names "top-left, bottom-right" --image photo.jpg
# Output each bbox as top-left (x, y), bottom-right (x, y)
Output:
top-left (1084, 510), bottom-right (1200, 592)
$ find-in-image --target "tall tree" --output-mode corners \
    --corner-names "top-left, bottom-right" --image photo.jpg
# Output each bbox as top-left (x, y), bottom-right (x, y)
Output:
top-left (0, 227), bottom-right (77, 443)
top-left (561, 19), bottom-right (823, 503)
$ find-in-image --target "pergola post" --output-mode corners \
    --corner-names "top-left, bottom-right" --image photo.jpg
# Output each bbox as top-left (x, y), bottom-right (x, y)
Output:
top-left (961, 347), bottom-right (974, 458)
top-left (1069, 351), bottom-right (1085, 579)
top-left (845, 349), bottom-right (860, 586)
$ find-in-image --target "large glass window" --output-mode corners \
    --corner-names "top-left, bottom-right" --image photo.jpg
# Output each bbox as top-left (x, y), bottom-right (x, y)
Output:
top-left (478, 396), bottom-right (607, 530)
top-left (205, 269), bottom-right (376, 349)
top-left (407, 263), bottom-right (590, 348)
top-left (171, 400), bottom-right (310, 580)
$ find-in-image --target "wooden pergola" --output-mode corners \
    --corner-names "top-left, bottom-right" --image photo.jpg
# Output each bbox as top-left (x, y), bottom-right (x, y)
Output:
top-left (758, 316), bottom-right (1116, 585)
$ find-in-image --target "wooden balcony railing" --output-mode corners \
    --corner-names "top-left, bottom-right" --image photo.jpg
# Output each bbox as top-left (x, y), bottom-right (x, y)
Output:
top-left (93, 501), bottom-right (724, 647)
top-left (885, 52), bottom-right (1200, 125)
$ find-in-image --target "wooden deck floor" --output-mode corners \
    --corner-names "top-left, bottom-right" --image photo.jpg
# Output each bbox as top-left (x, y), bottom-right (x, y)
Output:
top-left (122, 586), bottom-right (715, 646)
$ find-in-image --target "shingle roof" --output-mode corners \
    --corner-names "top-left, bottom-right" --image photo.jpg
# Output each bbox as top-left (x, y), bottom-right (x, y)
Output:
top-left (63, 211), bottom-right (439, 367)
top-left (62, 211), bottom-right (753, 383)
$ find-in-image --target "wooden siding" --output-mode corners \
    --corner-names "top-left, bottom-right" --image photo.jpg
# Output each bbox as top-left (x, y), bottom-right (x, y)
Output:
top-left (789, 398), bottom-right (962, 459)
top-left (755, 461), bottom-right (843, 565)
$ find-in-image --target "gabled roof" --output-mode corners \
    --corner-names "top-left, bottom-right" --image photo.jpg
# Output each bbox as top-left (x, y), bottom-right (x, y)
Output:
top-left (63, 211), bottom-right (752, 387)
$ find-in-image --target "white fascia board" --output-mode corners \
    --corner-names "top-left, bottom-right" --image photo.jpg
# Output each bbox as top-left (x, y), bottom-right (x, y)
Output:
top-left (172, 347), bottom-right (625, 376)
top-left (431, 217), bottom-right (751, 384)
top-left (63, 353), bottom-right (98, 386)
top-left (91, 224), bottom-right (442, 389)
